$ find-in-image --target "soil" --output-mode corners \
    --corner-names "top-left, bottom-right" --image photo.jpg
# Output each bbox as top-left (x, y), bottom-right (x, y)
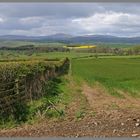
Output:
top-left (0, 83), bottom-right (140, 137)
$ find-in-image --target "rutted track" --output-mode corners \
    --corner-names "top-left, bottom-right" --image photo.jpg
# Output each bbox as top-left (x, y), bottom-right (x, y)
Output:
top-left (0, 82), bottom-right (140, 137)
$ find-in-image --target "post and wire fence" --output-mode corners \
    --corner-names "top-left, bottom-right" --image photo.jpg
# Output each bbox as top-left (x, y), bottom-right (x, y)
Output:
top-left (0, 58), bottom-right (70, 118)
top-left (0, 76), bottom-right (27, 114)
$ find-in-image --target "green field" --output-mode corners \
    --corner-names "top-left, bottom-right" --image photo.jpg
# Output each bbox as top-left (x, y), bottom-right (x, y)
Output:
top-left (0, 52), bottom-right (96, 60)
top-left (0, 41), bottom-right (65, 48)
top-left (1, 49), bottom-right (140, 98)
top-left (72, 57), bottom-right (140, 97)
top-left (2, 51), bottom-right (139, 60)
top-left (1, 50), bottom-right (140, 128)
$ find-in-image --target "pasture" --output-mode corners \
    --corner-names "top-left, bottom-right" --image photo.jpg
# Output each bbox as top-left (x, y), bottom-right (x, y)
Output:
top-left (72, 57), bottom-right (140, 97)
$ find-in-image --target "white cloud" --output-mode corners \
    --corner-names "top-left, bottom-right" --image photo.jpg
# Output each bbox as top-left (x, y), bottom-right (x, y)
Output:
top-left (72, 12), bottom-right (140, 34)
top-left (20, 16), bottom-right (45, 25)
top-left (0, 17), bottom-right (5, 23)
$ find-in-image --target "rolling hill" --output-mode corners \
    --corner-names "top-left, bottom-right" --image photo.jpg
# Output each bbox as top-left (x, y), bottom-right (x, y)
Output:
top-left (0, 34), bottom-right (140, 44)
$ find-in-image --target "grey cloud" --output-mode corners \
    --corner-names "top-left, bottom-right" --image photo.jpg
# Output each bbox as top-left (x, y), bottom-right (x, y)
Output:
top-left (0, 3), bottom-right (140, 36)
top-left (0, 3), bottom-right (139, 19)
top-left (0, 3), bottom-right (97, 18)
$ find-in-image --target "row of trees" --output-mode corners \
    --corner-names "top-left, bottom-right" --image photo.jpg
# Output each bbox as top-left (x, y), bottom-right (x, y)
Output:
top-left (0, 45), bottom-right (70, 53)
top-left (75, 46), bottom-right (140, 55)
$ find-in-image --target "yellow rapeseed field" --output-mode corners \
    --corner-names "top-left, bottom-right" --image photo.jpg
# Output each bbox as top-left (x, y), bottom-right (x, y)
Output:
top-left (63, 45), bottom-right (96, 49)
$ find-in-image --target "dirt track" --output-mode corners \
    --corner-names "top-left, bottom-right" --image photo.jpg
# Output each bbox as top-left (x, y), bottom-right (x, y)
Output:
top-left (0, 83), bottom-right (140, 137)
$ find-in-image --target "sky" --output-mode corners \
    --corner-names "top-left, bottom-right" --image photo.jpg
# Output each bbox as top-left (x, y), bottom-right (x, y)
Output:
top-left (0, 3), bottom-right (140, 37)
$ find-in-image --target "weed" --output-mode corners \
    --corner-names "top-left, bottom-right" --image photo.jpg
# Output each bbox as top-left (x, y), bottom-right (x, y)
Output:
top-left (75, 110), bottom-right (86, 119)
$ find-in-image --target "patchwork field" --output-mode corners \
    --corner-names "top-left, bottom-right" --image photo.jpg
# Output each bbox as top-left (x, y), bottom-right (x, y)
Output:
top-left (0, 53), bottom-right (140, 137)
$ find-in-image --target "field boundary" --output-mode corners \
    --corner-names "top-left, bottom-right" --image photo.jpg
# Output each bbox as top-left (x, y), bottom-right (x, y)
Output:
top-left (0, 76), bottom-right (27, 113)
top-left (0, 58), bottom-right (70, 117)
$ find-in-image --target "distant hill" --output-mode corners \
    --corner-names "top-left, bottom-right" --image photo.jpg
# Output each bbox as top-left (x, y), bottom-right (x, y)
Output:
top-left (46, 33), bottom-right (73, 40)
top-left (69, 35), bottom-right (140, 44)
top-left (0, 35), bottom-right (39, 41)
top-left (0, 34), bottom-right (140, 44)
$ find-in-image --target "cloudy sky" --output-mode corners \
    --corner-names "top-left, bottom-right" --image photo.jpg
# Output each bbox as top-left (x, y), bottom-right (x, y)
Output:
top-left (0, 3), bottom-right (140, 37)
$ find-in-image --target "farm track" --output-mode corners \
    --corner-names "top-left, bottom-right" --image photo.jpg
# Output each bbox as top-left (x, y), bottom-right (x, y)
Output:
top-left (0, 83), bottom-right (140, 137)
top-left (83, 83), bottom-right (140, 110)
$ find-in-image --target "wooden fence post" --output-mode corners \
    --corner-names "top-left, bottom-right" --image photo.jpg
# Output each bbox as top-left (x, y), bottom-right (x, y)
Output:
top-left (15, 79), bottom-right (19, 95)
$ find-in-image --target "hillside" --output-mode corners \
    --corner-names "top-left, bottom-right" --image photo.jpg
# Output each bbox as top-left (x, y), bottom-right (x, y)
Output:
top-left (0, 34), bottom-right (140, 44)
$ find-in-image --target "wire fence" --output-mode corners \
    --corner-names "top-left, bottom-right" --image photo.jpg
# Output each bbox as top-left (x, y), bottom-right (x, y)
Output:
top-left (0, 76), bottom-right (27, 113)
top-left (0, 58), bottom-right (70, 116)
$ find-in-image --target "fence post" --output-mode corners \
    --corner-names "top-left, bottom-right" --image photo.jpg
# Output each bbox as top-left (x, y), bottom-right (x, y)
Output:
top-left (15, 79), bottom-right (19, 95)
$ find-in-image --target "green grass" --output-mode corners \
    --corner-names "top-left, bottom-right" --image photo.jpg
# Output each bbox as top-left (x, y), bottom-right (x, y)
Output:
top-left (1, 50), bottom-right (140, 60)
top-left (0, 40), bottom-right (65, 48)
top-left (72, 57), bottom-right (140, 97)
top-left (97, 43), bottom-right (137, 48)
top-left (39, 52), bottom-right (94, 59)
top-left (0, 51), bottom-right (96, 60)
